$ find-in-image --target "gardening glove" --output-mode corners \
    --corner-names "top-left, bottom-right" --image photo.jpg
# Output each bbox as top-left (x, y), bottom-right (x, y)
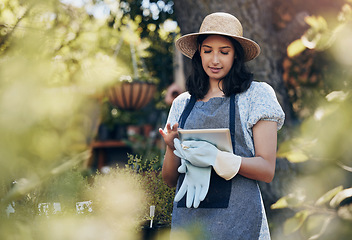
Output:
top-left (174, 138), bottom-right (242, 180)
top-left (174, 159), bottom-right (211, 208)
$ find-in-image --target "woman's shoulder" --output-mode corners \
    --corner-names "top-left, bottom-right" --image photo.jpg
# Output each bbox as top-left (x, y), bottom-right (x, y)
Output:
top-left (248, 81), bottom-right (275, 94)
top-left (166, 92), bottom-right (191, 125)
top-left (172, 91), bottom-right (191, 106)
top-left (174, 91), bottom-right (191, 100)
top-left (240, 81), bottom-right (276, 99)
top-left (243, 81), bottom-right (285, 130)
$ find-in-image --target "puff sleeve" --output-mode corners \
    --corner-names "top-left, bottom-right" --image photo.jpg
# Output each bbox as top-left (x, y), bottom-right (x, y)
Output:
top-left (247, 82), bottom-right (285, 131)
top-left (164, 92), bottom-right (191, 128)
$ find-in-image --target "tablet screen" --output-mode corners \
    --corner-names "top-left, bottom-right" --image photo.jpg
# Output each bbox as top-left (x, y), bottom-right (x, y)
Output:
top-left (178, 128), bottom-right (233, 153)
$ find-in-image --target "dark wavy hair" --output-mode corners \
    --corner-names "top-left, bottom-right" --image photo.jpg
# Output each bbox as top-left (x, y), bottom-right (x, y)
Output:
top-left (186, 34), bottom-right (254, 100)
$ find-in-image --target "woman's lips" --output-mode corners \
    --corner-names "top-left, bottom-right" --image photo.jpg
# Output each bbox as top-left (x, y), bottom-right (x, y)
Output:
top-left (210, 67), bottom-right (221, 73)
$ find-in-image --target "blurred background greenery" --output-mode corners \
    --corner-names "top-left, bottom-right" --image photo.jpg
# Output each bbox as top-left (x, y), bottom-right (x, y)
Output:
top-left (0, 0), bottom-right (351, 239)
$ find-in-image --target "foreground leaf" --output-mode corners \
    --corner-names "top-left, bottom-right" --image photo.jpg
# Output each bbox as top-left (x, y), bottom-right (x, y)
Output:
top-left (315, 186), bottom-right (343, 206)
top-left (284, 210), bottom-right (311, 235)
top-left (330, 188), bottom-right (352, 208)
top-left (287, 39), bottom-right (306, 57)
top-left (271, 193), bottom-right (306, 209)
top-left (285, 150), bottom-right (309, 163)
top-left (307, 215), bottom-right (333, 240)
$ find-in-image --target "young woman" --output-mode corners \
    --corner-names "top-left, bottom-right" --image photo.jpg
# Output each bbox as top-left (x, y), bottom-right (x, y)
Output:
top-left (159, 12), bottom-right (285, 240)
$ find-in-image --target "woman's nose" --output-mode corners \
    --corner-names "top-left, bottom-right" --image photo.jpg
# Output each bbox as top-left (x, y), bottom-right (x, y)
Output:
top-left (212, 54), bottom-right (220, 64)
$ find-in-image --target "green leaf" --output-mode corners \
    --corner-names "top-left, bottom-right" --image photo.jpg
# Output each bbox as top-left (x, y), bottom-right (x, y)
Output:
top-left (325, 91), bottom-right (349, 102)
top-left (277, 139), bottom-right (310, 163)
top-left (306, 215), bottom-right (333, 240)
top-left (271, 196), bottom-right (289, 209)
top-left (330, 188), bottom-right (352, 208)
top-left (284, 210), bottom-right (311, 235)
top-left (271, 193), bottom-right (306, 209)
top-left (304, 16), bottom-right (328, 29)
top-left (287, 39), bottom-right (306, 57)
top-left (285, 150), bottom-right (309, 163)
top-left (276, 140), bottom-right (293, 156)
top-left (315, 186), bottom-right (343, 206)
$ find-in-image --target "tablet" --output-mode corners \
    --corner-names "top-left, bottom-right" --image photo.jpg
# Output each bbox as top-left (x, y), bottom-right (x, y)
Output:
top-left (178, 128), bottom-right (233, 153)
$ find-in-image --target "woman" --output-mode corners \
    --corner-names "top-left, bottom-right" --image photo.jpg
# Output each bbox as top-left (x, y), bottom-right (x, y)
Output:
top-left (159, 12), bottom-right (285, 239)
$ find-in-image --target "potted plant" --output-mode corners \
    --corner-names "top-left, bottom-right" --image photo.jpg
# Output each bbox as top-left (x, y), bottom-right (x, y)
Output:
top-left (107, 76), bottom-right (157, 111)
top-left (126, 154), bottom-right (175, 239)
top-left (107, 72), bottom-right (158, 110)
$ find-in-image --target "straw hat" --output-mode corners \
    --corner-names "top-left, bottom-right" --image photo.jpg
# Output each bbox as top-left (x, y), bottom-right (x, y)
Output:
top-left (175, 12), bottom-right (261, 62)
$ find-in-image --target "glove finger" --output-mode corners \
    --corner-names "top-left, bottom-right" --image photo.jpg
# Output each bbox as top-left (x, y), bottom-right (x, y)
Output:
top-left (182, 140), bottom-right (208, 148)
top-left (186, 141), bottom-right (217, 154)
top-left (193, 185), bottom-right (201, 208)
top-left (174, 181), bottom-right (187, 202)
top-left (173, 149), bottom-right (184, 159)
top-left (199, 182), bottom-right (210, 201)
top-left (186, 185), bottom-right (195, 208)
top-left (177, 160), bottom-right (187, 173)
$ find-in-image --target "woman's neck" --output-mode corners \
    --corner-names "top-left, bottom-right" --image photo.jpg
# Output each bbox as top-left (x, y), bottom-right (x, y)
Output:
top-left (201, 79), bottom-right (224, 102)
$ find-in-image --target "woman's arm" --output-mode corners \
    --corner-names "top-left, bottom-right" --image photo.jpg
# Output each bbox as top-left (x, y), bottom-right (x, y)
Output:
top-left (161, 146), bottom-right (181, 187)
top-left (159, 123), bottom-right (181, 187)
top-left (238, 120), bottom-right (278, 183)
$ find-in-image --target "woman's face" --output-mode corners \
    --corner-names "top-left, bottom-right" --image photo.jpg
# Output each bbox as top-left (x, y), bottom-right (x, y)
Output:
top-left (199, 35), bottom-right (235, 82)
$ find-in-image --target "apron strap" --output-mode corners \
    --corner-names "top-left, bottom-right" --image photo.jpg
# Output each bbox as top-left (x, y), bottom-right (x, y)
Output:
top-left (230, 94), bottom-right (236, 152)
top-left (176, 94), bottom-right (236, 209)
top-left (178, 95), bottom-right (196, 128)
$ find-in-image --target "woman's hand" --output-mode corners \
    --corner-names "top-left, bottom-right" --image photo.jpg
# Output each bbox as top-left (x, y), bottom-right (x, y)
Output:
top-left (160, 123), bottom-right (181, 187)
top-left (159, 123), bottom-right (179, 150)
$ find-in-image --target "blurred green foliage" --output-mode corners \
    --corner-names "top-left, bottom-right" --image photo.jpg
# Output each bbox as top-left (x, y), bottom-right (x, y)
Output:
top-left (0, 0), bottom-right (179, 239)
top-left (126, 154), bottom-right (175, 225)
top-left (0, 0), bottom-right (125, 200)
top-left (274, 2), bottom-right (352, 239)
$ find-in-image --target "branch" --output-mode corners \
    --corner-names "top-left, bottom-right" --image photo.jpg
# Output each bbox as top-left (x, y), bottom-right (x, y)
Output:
top-left (0, 5), bottom-right (31, 51)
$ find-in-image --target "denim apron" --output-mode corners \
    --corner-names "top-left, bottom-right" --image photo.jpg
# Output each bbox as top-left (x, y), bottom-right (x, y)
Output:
top-left (171, 94), bottom-right (263, 240)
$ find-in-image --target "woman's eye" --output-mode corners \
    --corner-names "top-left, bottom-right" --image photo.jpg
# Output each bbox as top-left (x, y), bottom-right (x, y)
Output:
top-left (204, 50), bottom-right (211, 53)
top-left (221, 52), bottom-right (229, 55)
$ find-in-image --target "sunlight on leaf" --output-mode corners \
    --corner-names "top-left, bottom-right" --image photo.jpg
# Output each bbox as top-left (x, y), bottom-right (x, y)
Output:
top-left (284, 210), bottom-right (311, 235)
top-left (271, 196), bottom-right (289, 209)
top-left (304, 16), bottom-right (328, 29)
top-left (315, 186), bottom-right (343, 206)
top-left (306, 215), bottom-right (333, 240)
top-left (330, 188), bottom-right (352, 208)
top-left (332, 22), bottom-right (352, 66)
top-left (326, 91), bottom-right (349, 102)
top-left (271, 193), bottom-right (306, 209)
top-left (285, 150), bottom-right (309, 163)
top-left (287, 39), bottom-right (306, 57)
top-left (337, 162), bottom-right (352, 172)
top-left (301, 16), bottom-right (332, 50)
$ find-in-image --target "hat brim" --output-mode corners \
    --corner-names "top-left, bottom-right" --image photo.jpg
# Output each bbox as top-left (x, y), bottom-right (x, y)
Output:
top-left (175, 32), bottom-right (261, 62)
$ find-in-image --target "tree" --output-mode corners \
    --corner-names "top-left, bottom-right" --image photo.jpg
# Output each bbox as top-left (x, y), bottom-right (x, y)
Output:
top-left (271, 3), bottom-right (352, 239)
top-left (0, 0), bottom-right (135, 205)
top-left (0, 1), bottom-right (153, 238)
